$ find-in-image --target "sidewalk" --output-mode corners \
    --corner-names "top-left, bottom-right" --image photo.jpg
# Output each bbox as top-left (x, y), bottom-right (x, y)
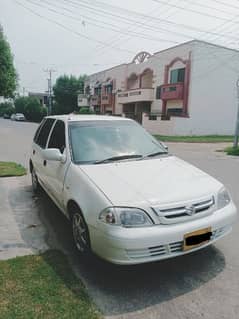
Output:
top-left (0, 175), bottom-right (48, 260)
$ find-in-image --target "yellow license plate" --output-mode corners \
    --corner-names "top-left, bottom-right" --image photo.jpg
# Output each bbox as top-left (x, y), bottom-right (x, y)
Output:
top-left (183, 227), bottom-right (212, 251)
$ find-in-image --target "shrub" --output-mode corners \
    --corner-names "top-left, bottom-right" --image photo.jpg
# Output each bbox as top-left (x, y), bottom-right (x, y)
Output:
top-left (225, 146), bottom-right (239, 156)
top-left (14, 96), bottom-right (46, 122)
top-left (24, 97), bottom-right (43, 122)
top-left (14, 96), bottom-right (28, 113)
top-left (0, 101), bottom-right (15, 116)
top-left (79, 107), bottom-right (94, 114)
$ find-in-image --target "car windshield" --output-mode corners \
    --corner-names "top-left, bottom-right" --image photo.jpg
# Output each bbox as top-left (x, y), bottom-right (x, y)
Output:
top-left (69, 120), bottom-right (167, 164)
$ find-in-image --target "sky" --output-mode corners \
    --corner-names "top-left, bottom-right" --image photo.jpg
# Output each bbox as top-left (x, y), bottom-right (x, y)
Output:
top-left (1, 0), bottom-right (239, 94)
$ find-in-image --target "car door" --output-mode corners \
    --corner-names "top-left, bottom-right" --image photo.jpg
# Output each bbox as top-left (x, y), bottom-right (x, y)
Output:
top-left (43, 120), bottom-right (70, 209)
top-left (32, 118), bottom-right (56, 187)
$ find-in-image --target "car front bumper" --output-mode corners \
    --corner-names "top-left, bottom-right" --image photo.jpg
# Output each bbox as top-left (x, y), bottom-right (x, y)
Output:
top-left (89, 202), bottom-right (237, 265)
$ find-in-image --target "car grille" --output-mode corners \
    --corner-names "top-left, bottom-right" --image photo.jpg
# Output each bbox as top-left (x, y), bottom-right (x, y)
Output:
top-left (127, 241), bottom-right (183, 259)
top-left (152, 196), bottom-right (215, 224)
top-left (126, 225), bottom-right (230, 260)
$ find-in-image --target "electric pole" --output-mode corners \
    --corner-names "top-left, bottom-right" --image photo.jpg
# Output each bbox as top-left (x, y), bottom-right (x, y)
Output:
top-left (233, 79), bottom-right (239, 148)
top-left (44, 69), bottom-right (56, 115)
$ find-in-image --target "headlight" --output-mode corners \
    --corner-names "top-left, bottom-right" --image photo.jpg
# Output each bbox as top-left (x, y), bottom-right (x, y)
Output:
top-left (99, 207), bottom-right (153, 227)
top-left (217, 187), bottom-right (231, 209)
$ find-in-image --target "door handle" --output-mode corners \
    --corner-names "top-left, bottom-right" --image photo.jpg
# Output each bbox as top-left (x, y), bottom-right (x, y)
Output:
top-left (43, 160), bottom-right (47, 166)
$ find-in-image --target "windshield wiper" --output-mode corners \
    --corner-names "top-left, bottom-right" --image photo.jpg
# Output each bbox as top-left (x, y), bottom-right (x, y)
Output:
top-left (94, 154), bottom-right (143, 164)
top-left (142, 151), bottom-right (168, 159)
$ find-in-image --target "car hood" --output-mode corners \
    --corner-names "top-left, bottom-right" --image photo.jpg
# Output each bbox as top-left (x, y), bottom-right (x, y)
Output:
top-left (80, 156), bottom-right (222, 206)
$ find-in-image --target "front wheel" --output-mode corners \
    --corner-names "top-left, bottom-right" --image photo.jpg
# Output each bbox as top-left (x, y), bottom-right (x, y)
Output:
top-left (31, 168), bottom-right (40, 193)
top-left (72, 211), bottom-right (91, 255)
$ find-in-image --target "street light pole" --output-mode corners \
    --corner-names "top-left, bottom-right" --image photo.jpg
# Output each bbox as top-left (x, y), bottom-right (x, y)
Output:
top-left (44, 69), bottom-right (56, 115)
top-left (233, 79), bottom-right (239, 148)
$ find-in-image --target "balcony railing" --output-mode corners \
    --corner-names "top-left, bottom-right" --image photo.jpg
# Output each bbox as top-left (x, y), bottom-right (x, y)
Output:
top-left (117, 88), bottom-right (154, 103)
top-left (78, 94), bottom-right (89, 107)
top-left (101, 94), bottom-right (112, 105)
top-left (91, 95), bottom-right (101, 106)
top-left (160, 83), bottom-right (184, 100)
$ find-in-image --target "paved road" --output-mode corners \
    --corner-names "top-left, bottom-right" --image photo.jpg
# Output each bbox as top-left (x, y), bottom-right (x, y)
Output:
top-left (0, 118), bottom-right (239, 319)
top-left (0, 118), bottom-right (38, 167)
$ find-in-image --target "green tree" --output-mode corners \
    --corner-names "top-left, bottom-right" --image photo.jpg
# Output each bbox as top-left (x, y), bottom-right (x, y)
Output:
top-left (14, 96), bottom-right (46, 122)
top-left (14, 96), bottom-right (28, 113)
top-left (0, 102), bottom-right (15, 116)
top-left (53, 75), bottom-right (87, 114)
top-left (24, 97), bottom-right (43, 122)
top-left (0, 25), bottom-right (17, 97)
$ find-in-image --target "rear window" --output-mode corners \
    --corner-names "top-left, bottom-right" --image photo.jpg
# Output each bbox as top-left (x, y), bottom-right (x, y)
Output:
top-left (35, 118), bottom-right (55, 148)
top-left (33, 119), bottom-right (45, 143)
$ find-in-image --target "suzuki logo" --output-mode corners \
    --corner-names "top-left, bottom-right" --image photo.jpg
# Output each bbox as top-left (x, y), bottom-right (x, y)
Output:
top-left (185, 205), bottom-right (196, 216)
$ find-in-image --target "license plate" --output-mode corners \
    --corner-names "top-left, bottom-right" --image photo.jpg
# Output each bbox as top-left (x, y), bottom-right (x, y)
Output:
top-left (183, 227), bottom-right (212, 251)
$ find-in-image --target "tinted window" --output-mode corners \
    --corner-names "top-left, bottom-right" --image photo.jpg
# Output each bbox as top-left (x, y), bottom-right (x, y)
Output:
top-left (36, 118), bottom-right (55, 148)
top-left (170, 68), bottom-right (185, 84)
top-left (156, 86), bottom-right (161, 99)
top-left (48, 120), bottom-right (66, 154)
top-left (33, 119), bottom-right (45, 143)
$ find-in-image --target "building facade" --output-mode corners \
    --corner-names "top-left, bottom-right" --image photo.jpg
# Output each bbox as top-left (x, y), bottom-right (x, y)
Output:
top-left (80, 40), bottom-right (239, 135)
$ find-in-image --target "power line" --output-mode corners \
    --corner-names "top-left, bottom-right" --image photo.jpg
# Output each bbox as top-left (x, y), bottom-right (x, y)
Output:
top-left (64, 0), bottom-right (239, 42)
top-left (92, 0), bottom-right (183, 57)
top-left (74, 0), bottom-right (239, 35)
top-left (195, 6), bottom-right (239, 43)
top-left (13, 0), bottom-right (135, 54)
top-left (198, 0), bottom-right (239, 12)
top-left (56, 0), bottom-right (194, 40)
top-left (180, 0), bottom-right (239, 16)
top-left (152, 0), bottom-right (239, 24)
top-left (26, 0), bottom-right (179, 44)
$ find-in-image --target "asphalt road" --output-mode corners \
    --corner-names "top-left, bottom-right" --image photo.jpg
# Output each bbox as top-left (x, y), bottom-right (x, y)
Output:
top-left (0, 118), bottom-right (239, 319)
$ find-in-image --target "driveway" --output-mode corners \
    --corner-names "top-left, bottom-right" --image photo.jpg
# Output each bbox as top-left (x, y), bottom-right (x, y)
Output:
top-left (0, 118), bottom-right (239, 319)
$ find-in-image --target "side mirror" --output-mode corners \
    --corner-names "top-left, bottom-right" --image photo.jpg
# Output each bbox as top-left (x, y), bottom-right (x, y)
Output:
top-left (161, 142), bottom-right (168, 151)
top-left (43, 148), bottom-right (66, 162)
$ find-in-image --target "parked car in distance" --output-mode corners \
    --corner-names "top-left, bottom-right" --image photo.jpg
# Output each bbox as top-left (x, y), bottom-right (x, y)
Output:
top-left (10, 113), bottom-right (16, 120)
top-left (3, 113), bottom-right (10, 119)
top-left (29, 115), bottom-right (237, 265)
top-left (15, 113), bottom-right (26, 121)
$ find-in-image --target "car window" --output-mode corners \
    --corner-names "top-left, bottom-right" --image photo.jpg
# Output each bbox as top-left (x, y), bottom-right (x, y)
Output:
top-left (48, 120), bottom-right (66, 154)
top-left (36, 118), bottom-right (55, 148)
top-left (33, 119), bottom-right (45, 143)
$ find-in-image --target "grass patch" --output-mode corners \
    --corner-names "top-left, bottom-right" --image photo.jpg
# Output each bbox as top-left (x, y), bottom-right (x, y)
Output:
top-left (154, 135), bottom-right (233, 143)
top-left (0, 161), bottom-right (26, 177)
top-left (0, 250), bottom-right (101, 319)
top-left (224, 146), bottom-right (239, 156)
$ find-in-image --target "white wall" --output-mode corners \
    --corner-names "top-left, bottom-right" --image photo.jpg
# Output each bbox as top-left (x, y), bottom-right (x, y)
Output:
top-left (142, 113), bottom-right (175, 135)
top-left (174, 42), bottom-right (239, 135)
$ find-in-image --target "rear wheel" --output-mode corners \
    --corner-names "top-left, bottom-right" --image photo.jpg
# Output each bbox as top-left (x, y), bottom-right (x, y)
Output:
top-left (31, 167), bottom-right (40, 193)
top-left (72, 210), bottom-right (91, 255)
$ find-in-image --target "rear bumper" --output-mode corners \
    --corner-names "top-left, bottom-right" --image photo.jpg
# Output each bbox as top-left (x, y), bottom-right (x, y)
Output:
top-left (89, 202), bottom-right (237, 265)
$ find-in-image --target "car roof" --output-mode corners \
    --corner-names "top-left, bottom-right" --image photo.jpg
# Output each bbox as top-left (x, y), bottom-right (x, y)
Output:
top-left (45, 114), bottom-right (133, 123)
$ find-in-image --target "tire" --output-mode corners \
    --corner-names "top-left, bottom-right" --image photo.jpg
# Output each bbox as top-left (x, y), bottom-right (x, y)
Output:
top-left (72, 210), bottom-right (91, 255)
top-left (31, 167), bottom-right (40, 193)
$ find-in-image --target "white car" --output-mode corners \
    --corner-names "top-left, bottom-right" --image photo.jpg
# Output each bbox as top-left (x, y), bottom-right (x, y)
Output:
top-left (29, 115), bottom-right (237, 265)
top-left (15, 113), bottom-right (25, 121)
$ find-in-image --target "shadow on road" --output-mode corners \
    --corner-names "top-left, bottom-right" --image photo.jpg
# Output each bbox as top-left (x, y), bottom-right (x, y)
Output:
top-left (10, 184), bottom-right (226, 316)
